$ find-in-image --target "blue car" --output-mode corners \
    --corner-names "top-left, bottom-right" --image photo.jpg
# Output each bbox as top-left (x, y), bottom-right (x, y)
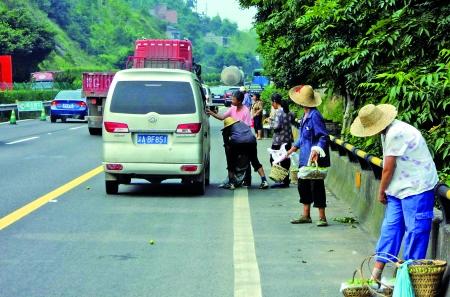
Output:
top-left (50, 90), bottom-right (87, 123)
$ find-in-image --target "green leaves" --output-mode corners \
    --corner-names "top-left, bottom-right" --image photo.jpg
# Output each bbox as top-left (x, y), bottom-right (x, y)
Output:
top-left (240, 0), bottom-right (450, 181)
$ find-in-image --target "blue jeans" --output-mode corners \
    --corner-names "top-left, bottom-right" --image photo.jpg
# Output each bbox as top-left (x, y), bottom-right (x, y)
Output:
top-left (375, 190), bottom-right (434, 262)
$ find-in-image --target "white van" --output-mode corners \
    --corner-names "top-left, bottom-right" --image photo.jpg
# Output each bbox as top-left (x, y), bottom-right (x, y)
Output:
top-left (102, 68), bottom-right (210, 195)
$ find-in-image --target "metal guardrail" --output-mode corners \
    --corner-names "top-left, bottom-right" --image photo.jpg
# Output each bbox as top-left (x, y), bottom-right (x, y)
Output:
top-left (436, 183), bottom-right (450, 224)
top-left (329, 135), bottom-right (450, 222)
top-left (0, 101), bottom-right (51, 112)
top-left (329, 135), bottom-right (383, 178)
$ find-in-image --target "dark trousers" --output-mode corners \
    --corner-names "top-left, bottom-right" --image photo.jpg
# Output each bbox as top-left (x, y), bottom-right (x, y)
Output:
top-left (270, 143), bottom-right (291, 185)
top-left (228, 142), bottom-right (262, 185)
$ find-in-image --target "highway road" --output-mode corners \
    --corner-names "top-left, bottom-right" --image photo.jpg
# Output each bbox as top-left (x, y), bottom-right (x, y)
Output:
top-left (0, 118), bottom-right (378, 297)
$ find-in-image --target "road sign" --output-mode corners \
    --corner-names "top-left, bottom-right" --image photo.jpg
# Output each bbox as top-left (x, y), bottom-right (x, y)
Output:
top-left (17, 101), bottom-right (43, 112)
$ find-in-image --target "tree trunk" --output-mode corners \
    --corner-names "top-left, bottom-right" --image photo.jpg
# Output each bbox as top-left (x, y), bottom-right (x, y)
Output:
top-left (341, 89), bottom-right (354, 140)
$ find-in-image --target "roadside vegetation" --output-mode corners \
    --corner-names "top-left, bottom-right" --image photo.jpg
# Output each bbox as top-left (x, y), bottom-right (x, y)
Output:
top-left (239, 0), bottom-right (449, 183)
top-left (0, 0), bottom-right (260, 84)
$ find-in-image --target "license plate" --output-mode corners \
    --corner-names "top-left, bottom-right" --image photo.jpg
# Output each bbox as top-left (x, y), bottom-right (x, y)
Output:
top-left (214, 95), bottom-right (221, 99)
top-left (137, 134), bottom-right (168, 144)
top-left (61, 104), bottom-right (74, 109)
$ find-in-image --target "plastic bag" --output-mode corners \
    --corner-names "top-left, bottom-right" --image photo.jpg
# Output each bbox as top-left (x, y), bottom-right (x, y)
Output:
top-left (289, 152), bottom-right (299, 168)
top-left (267, 143), bottom-right (287, 164)
top-left (393, 260), bottom-right (415, 297)
top-left (297, 162), bottom-right (328, 180)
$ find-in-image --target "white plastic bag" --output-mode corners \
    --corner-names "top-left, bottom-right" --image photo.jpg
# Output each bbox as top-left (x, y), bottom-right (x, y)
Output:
top-left (267, 143), bottom-right (287, 164)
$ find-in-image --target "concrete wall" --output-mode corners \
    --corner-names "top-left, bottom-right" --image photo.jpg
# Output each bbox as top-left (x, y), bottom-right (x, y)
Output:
top-left (325, 150), bottom-right (384, 237)
top-left (325, 150), bottom-right (449, 296)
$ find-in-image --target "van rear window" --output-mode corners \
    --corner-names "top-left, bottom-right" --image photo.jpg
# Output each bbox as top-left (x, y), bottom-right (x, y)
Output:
top-left (110, 81), bottom-right (196, 114)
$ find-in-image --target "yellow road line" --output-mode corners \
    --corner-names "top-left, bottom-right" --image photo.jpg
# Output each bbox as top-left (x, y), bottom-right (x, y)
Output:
top-left (0, 165), bottom-right (104, 231)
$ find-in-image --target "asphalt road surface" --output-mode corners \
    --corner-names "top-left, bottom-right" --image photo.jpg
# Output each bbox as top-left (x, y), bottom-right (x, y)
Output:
top-left (0, 118), bottom-right (379, 297)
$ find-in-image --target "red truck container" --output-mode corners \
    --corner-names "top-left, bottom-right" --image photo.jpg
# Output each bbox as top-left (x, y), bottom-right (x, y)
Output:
top-left (83, 39), bottom-right (200, 136)
top-left (82, 72), bottom-right (116, 135)
top-left (129, 39), bottom-right (193, 70)
top-left (0, 55), bottom-right (13, 91)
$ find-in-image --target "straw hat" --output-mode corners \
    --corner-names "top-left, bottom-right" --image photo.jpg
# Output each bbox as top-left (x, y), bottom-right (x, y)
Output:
top-left (222, 117), bottom-right (239, 130)
top-left (350, 104), bottom-right (397, 137)
top-left (288, 85), bottom-right (322, 107)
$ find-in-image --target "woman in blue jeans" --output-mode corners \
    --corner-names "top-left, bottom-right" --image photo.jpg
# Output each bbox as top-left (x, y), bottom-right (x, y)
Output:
top-left (350, 103), bottom-right (438, 280)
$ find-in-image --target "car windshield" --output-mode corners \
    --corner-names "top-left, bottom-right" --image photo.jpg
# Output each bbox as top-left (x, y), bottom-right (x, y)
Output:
top-left (55, 90), bottom-right (83, 100)
top-left (110, 81), bottom-right (196, 115)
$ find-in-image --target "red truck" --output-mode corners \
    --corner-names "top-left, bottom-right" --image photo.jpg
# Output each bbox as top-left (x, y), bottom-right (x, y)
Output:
top-left (83, 38), bottom-right (199, 135)
top-left (0, 55), bottom-right (13, 91)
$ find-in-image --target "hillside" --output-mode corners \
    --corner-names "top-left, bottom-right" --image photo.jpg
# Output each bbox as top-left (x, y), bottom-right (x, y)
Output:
top-left (0, 0), bottom-right (260, 82)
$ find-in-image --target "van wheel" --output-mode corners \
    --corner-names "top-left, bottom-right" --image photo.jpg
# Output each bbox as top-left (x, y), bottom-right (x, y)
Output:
top-left (193, 171), bottom-right (206, 195)
top-left (50, 115), bottom-right (57, 123)
top-left (105, 181), bottom-right (119, 195)
top-left (205, 161), bottom-right (210, 186)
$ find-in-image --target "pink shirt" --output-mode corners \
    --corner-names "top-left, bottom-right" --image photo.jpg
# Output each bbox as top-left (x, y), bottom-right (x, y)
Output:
top-left (223, 106), bottom-right (252, 126)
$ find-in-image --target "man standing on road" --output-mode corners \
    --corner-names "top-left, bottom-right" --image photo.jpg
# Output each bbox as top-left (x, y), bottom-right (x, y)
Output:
top-left (350, 103), bottom-right (438, 280)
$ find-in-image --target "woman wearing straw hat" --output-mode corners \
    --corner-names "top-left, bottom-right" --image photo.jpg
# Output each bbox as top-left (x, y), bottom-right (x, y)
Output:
top-left (284, 85), bottom-right (330, 226)
top-left (221, 117), bottom-right (269, 190)
top-left (350, 103), bottom-right (438, 280)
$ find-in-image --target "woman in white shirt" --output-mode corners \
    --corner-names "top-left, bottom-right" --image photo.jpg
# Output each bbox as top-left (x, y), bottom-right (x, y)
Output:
top-left (350, 103), bottom-right (438, 280)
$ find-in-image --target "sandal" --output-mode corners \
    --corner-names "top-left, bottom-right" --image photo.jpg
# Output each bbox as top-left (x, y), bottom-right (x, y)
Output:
top-left (290, 216), bottom-right (312, 224)
top-left (316, 218), bottom-right (328, 227)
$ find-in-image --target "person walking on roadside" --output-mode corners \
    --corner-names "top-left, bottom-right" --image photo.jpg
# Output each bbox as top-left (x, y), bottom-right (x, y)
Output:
top-left (251, 92), bottom-right (263, 140)
top-left (350, 103), bottom-right (438, 280)
top-left (220, 117), bottom-right (269, 190)
top-left (269, 93), bottom-right (294, 188)
top-left (284, 85), bottom-right (330, 226)
top-left (241, 86), bottom-right (252, 110)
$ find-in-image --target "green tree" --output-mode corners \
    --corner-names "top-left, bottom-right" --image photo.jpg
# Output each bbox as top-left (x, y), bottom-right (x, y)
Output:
top-left (239, 0), bottom-right (450, 179)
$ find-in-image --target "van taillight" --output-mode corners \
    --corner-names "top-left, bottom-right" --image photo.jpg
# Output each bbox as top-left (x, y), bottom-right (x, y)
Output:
top-left (51, 101), bottom-right (57, 106)
top-left (176, 123), bottom-right (201, 134)
top-left (181, 165), bottom-right (198, 172)
top-left (106, 164), bottom-right (123, 171)
top-left (79, 101), bottom-right (87, 107)
top-left (104, 122), bottom-right (129, 133)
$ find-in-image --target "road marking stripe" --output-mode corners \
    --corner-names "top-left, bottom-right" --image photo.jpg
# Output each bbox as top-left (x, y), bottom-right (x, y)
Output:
top-left (6, 136), bottom-right (39, 145)
top-left (234, 188), bottom-right (262, 297)
top-left (69, 125), bottom-right (85, 130)
top-left (0, 119), bottom-right (34, 125)
top-left (0, 165), bottom-right (104, 231)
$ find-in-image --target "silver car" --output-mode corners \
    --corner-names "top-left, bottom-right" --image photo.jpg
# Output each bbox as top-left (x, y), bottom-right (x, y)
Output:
top-left (102, 68), bottom-right (211, 195)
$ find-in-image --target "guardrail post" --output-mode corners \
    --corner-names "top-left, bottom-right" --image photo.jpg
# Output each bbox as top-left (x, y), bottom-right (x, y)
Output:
top-left (436, 183), bottom-right (450, 224)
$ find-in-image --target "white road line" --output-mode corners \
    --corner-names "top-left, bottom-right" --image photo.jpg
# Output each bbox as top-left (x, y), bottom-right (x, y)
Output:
top-left (6, 136), bottom-right (39, 145)
top-left (0, 119), bottom-right (34, 125)
top-left (69, 125), bottom-right (85, 130)
top-left (234, 188), bottom-right (262, 297)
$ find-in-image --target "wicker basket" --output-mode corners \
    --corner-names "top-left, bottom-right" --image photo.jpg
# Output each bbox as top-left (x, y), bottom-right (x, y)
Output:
top-left (342, 286), bottom-right (372, 297)
top-left (290, 168), bottom-right (299, 184)
top-left (408, 259), bottom-right (447, 297)
top-left (342, 269), bottom-right (375, 297)
top-left (269, 164), bottom-right (289, 182)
